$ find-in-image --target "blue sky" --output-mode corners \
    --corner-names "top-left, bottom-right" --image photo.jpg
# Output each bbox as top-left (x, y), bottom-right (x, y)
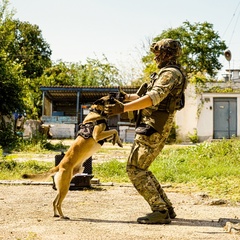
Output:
top-left (8, 0), bottom-right (240, 78)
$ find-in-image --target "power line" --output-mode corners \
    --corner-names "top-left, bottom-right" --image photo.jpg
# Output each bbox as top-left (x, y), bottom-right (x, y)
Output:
top-left (222, 1), bottom-right (240, 45)
top-left (228, 10), bottom-right (240, 46)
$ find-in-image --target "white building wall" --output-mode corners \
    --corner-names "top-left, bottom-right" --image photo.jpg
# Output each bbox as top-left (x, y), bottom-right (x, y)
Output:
top-left (175, 84), bottom-right (198, 142)
top-left (197, 94), bottom-right (214, 141)
top-left (199, 92), bottom-right (240, 140)
top-left (176, 82), bottom-right (240, 142)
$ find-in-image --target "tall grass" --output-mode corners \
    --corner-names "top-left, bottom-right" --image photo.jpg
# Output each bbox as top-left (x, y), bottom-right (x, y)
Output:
top-left (150, 140), bottom-right (240, 201)
top-left (3, 134), bottom-right (68, 153)
top-left (0, 160), bottom-right (52, 180)
top-left (94, 139), bottom-right (240, 202)
top-left (0, 139), bottom-right (239, 201)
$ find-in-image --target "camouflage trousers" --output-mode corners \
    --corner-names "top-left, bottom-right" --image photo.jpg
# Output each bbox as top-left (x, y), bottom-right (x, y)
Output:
top-left (127, 129), bottom-right (173, 212)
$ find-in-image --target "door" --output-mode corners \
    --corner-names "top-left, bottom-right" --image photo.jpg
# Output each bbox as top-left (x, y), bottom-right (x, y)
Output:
top-left (213, 98), bottom-right (237, 139)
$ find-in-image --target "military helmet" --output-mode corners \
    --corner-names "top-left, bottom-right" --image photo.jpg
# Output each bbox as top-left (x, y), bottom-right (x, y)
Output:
top-left (151, 38), bottom-right (182, 58)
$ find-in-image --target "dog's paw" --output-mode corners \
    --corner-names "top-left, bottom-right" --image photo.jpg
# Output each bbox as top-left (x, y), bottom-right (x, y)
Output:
top-left (117, 139), bottom-right (123, 148)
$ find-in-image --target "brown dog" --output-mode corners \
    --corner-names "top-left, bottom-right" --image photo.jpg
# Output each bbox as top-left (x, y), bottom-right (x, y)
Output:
top-left (22, 95), bottom-right (122, 219)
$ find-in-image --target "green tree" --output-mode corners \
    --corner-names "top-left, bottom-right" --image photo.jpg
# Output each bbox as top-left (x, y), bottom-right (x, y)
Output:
top-left (0, 0), bottom-right (25, 115)
top-left (9, 20), bottom-right (52, 79)
top-left (75, 57), bottom-right (120, 86)
top-left (0, 0), bottom-right (52, 119)
top-left (9, 20), bottom-right (52, 118)
top-left (0, 0), bottom-right (25, 147)
top-left (142, 21), bottom-right (227, 81)
top-left (41, 57), bottom-right (120, 87)
top-left (40, 61), bottom-right (75, 86)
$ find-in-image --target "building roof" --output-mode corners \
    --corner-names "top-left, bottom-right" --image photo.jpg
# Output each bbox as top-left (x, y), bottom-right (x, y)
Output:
top-left (40, 86), bottom-right (139, 103)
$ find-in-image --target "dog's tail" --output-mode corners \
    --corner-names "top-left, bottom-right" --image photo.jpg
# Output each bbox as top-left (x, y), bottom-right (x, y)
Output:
top-left (22, 166), bottom-right (59, 181)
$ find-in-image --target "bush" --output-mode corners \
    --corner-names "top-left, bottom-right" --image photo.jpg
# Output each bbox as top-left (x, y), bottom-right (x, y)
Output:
top-left (0, 121), bottom-right (18, 150)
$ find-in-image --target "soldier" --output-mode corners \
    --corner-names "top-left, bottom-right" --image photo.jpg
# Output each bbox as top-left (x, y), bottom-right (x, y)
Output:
top-left (104, 38), bottom-right (186, 224)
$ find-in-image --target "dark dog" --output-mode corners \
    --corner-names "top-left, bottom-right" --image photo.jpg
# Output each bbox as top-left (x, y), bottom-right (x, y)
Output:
top-left (23, 95), bottom-right (122, 219)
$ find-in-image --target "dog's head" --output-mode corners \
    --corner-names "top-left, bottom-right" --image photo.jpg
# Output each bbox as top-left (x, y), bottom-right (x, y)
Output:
top-left (89, 94), bottom-right (116, 116)
top-left (93, 94), bottom-right (116, 106)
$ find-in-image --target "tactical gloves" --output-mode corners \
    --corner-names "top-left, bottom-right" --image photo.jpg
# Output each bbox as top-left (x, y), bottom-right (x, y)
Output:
top-left (104, 99), bottom-right (124, 116)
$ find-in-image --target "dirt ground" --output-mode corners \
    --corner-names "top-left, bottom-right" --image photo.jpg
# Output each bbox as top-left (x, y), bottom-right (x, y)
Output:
top-left (0, 182), bottom-right (240, 240)
top-left (0, 142), bottom-right (240, 240)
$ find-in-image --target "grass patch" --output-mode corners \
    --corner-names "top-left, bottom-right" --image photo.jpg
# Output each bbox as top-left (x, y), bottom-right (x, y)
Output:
top-left (94, 139), bottom-right (240, 202)
top-left (0, 160), bottom-right (52, 180)
top-left (94, 159), bottom-right (129, 183)
top-left (1, 139), bottom-right (240, 202)
top-left (150, 140), bottom-right (240, 201)
top-left (3, 136), bottom-right (68, 154)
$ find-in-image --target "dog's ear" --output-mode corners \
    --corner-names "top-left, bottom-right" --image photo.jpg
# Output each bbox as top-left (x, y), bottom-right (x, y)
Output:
top-left (93, 99), bottom-right (104, 105)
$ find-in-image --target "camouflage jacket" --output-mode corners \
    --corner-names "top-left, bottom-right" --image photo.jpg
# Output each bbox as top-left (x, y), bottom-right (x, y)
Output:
top-left (140, 66), bottom-right (186, 134)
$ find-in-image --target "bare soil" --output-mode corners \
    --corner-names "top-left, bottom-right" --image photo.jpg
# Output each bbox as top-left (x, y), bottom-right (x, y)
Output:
top-left (0, 183), bottom-right (240, 240)
top-left (0, 142), bottom-right (240, 240)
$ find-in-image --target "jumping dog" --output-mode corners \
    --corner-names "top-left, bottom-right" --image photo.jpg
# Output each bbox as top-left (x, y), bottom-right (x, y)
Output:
top-left (22, 95), bottom-right (123, 219)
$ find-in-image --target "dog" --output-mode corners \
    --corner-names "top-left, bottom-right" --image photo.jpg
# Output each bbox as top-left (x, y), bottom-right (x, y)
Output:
top-left (22, 95), bottom-right (123, 219)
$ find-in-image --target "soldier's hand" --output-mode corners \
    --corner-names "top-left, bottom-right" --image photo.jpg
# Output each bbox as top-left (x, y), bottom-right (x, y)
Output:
top-left (104, 99), bottom-right (124, 116)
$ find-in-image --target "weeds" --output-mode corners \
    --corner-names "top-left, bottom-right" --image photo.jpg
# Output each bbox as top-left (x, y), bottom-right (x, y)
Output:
top-left (0, 160), bottom-right (52, 180)
top-left (1, 138), bottom-right (240, 202)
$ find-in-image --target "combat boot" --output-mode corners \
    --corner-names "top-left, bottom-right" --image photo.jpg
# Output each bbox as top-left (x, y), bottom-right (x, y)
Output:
top-left (137, 210), bottom-right (171, 224)
top-left (167, 207), bottom-right (177, 219)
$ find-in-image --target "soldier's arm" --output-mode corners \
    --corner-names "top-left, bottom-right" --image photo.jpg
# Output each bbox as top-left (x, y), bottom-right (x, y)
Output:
top-left (123, 95), bottom-right (153, 112)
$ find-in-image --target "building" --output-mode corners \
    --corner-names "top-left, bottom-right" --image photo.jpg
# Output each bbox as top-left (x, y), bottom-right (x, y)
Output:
top-left (40, 69), bottom-right (240, 143)
top-left (176, 69), bottom-right (240, 142)
top-left (40, 86), bottom-right (138, 140)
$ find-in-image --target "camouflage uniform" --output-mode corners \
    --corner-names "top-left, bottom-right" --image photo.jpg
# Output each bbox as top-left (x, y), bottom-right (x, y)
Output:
top-left (103, 38), bottom-right (186, 223)
top-left (127, 49), bottom-right (185, 213)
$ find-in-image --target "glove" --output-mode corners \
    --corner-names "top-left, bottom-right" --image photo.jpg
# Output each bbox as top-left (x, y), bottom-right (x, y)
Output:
top-left (104, 99), bottom-right (124, 116)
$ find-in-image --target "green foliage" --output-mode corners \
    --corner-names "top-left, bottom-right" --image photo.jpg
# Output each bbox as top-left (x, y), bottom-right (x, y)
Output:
top-left (188, 129), bottom-right (199, 143)
top-left (166, 122), bottom-right (178, 144)
top-left (190, 72), bottom-right (212, 84)
top-left (1, 140), bottom-right (240, 201)
top-left (11, 20), bottom-right (52, 118)
top-left (41, 57), bottom-right (121, 87)
top-left (151, 139), bottom-right (240, 201)
top-left (78, 57), bottom-right (120, 86)
top-left (0, 118), bottom-right (18, 149)
top-left (94, 140), bottom-right (240, 201)
top-left (208, 86), bottom-right (235, 93)
top-left (0, 130), bottom-right (68, 152)
top-left (142, 21), bottom-right (227, 79)
top-left (94, 159), bottom-right (129, 182)
top-left (10, 20), bottom-right (52, 79)
top-left (0, 1), bottom-right (51, 119)
top-left (0, 1), bottom-right (25, 115)
top-left (0, 159), bottom-right (52, 179)
top-left (0, 145), bottom-right (3, 160)
top-left (12, 136), bottom-right (67, 153)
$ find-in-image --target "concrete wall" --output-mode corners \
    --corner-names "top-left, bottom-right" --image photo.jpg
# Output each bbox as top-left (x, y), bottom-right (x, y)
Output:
top-left (41, 116), bottom-right (77, 139)
top-left (175, 84), bottom-right (198, 142)
top-left (50, 123), bottom-right (76, 139)
top-left (175, 82), bottom-right (240, 142)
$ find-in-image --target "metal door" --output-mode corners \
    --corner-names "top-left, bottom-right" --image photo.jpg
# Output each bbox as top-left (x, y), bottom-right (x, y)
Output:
top-left (213, 98), bottom-right (237, 139)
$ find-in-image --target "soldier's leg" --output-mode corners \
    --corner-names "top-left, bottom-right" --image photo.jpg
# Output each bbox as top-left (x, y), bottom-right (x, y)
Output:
top-left (149, 171), bottom-right (173, 207)
top-left (127, 132), bottom-right (167, 211)
top-left (148, 171), bottom-right (176, 218)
